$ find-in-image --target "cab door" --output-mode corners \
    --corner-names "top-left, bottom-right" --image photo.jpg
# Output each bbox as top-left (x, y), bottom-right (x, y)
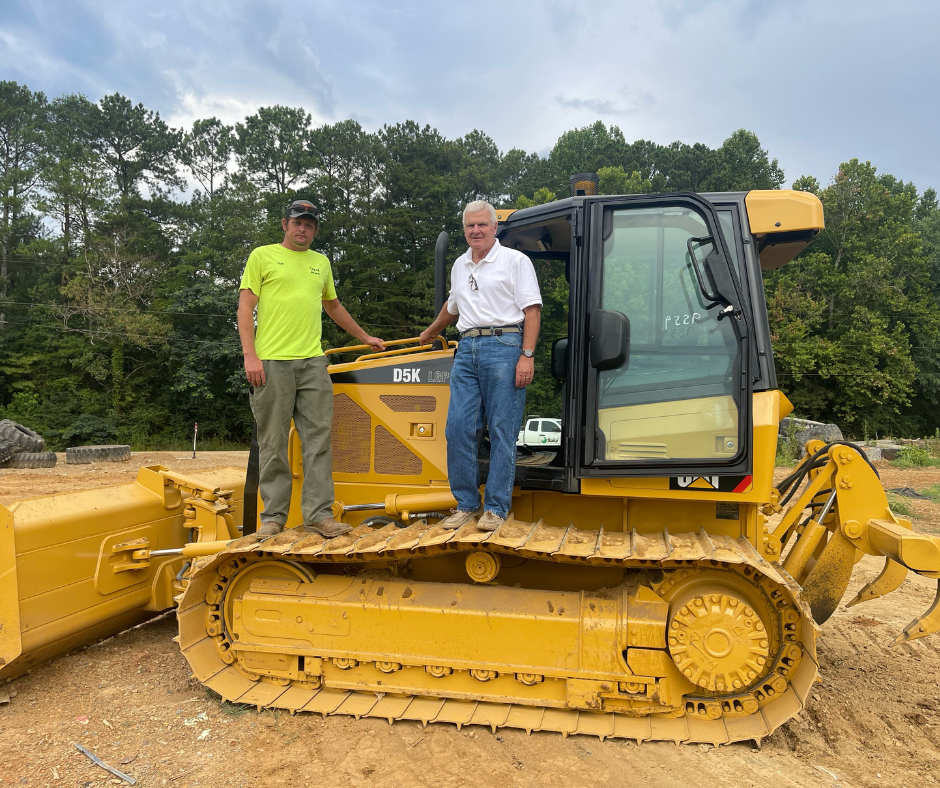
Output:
top-left (540, 419), bottom-right (561, 447)
top-left (578, 195), bottom-right (752, 478)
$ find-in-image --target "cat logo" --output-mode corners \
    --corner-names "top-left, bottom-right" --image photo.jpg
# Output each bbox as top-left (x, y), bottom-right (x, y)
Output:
top-left (668, 475), bottom-right (753, 493)
top-left (676, 476), bottom-right (719, 490)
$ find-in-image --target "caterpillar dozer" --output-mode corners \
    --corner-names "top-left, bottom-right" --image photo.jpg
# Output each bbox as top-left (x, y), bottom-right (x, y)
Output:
top-left (3, 184), bottom-right (940, 745)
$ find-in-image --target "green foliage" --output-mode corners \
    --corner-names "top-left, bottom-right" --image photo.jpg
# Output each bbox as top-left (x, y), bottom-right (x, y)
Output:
top-left (56, 414), bottom-right (117, 448)
top-left (181, 117), bottom-right (233, 201)
top-left (1, 83), bottom-right (940, 448)
top-left (597, 167), bottom-right (651, 195)
top-left (234, 105), bottom-right (314, 194)
top-left (766, 159), bottom-right (940, 435)
top-left (90, 93), bottom-right (183, 203)
top-left (920, 484), bottom-right (940, 503)
top-left (516, 187), bottom-right (556, 209)
top-left (775, 421), bottom-right (803, 467)
top-left (886, 492), bottom-right (915, 518)
top-left (0, 391), bottom-right (42, 428)
top-left (892, 446), bottom-right (936, 468)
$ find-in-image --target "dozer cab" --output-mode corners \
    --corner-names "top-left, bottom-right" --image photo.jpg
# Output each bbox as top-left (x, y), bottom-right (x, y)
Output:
top-left (3, 183), bottom-right (939, 745)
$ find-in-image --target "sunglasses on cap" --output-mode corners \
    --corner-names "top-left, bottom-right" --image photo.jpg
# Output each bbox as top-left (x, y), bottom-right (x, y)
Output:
top-left (285, 200), bottom-right (319, 222)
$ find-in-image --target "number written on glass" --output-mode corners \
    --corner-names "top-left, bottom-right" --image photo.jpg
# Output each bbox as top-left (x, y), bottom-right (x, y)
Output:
top-left (664, 312), bottom-right (701, 329)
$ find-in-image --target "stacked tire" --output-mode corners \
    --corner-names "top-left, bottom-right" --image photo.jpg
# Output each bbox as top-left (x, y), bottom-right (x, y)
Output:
top-left (0, 420), bottom-right (57, 469)
top-left (65, 445), bottom-right (131, 464)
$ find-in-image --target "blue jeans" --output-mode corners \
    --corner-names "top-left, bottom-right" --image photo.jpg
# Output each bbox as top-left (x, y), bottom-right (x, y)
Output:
top-left (445, 333), bottom-right (526, 518)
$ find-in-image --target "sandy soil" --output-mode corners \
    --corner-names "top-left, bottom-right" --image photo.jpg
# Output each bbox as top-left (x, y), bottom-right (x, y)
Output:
top-left (1, 457), bottom-right (939, 787)
top-left (0, 452), bottom-right (250, 507)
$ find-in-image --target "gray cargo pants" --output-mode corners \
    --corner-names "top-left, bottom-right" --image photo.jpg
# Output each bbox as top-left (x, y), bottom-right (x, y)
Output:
top-left (249, 356), bottom-right (334, 526)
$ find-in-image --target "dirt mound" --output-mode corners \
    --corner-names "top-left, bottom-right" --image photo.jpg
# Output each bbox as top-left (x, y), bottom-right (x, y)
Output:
top-left (1, 556), bottom-right (937, 787)
top-left (1, 458), bottom-right (938, 785)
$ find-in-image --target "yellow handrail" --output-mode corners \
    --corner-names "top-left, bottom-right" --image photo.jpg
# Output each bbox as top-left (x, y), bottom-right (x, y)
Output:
top-left (324, 336), bottom-right (449, 362)
top-left (355, 336), bottom-right (450, 362)
top-left (356, 344), bottom-right (432, 361)
top-left (325, 337), bottom-right (416, 356)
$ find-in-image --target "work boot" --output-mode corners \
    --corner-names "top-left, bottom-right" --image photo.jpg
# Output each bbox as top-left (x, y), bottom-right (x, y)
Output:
top-left (439, 509), bottom-right (481, 531)
top-left (477, 511), bottom-right (505, 532)
top-left (304, 517), bottom-right (352, 538)
top-left (257, 521), bottom-right (283, 538)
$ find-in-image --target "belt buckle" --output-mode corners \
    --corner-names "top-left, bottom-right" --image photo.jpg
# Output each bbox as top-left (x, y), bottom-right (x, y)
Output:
top-left (494, 328), bottom-right (502, 336)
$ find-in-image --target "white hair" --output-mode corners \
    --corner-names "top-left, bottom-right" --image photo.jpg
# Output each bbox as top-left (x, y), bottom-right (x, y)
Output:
top-left (463, 200), bottom-right (497, 225)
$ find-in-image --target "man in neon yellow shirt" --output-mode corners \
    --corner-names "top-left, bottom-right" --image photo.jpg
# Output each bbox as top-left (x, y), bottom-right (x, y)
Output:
top-left (238, 200), bottom-right (385, 538)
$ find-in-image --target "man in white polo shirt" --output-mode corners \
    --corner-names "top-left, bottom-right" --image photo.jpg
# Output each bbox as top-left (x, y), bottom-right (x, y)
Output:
top-left (419, 200), bottom-right (542, 531)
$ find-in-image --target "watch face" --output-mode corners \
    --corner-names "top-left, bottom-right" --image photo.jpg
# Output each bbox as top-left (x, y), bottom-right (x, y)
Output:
top-left (523, 349), bottom-right (534, 357)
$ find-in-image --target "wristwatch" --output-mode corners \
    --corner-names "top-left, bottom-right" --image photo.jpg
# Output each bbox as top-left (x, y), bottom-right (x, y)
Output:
top-left (522, 349), bottom-right (534, 358)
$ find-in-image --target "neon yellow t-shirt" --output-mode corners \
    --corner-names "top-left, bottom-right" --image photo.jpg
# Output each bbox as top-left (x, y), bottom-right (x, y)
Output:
top-left (239, 244), bottom-right (338, 360)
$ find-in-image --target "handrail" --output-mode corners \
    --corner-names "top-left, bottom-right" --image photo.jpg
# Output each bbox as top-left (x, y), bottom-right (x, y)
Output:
top-left (324, 335), bottom-right (449, 362)
top-left (355, 336), bottom-right (449, 362)
top-left (324, 337), bottom-right (417, 356)
top-left (356, 344), bottom-right (428, 362)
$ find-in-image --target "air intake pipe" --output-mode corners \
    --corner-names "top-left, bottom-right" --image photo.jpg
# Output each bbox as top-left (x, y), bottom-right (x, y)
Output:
top-left (434, 231), bottom-right (449, 315)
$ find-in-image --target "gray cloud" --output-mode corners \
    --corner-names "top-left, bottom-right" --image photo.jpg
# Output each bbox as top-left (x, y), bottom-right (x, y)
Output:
top-left (0, 0), bottom-right (938, 192)
top-left (555, 88), bottom-right (655, 117)
top-left (555, 96), bottom-right (619, 115)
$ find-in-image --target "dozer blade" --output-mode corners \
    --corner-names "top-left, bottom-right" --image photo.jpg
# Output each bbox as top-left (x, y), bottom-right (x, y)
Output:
top-left (801, 529), bottom-right (858, 625)
top-left (0, 465), bottom-right (243, 682)
top-left (846, 557), bottom-right (907, 608)
top-left (891, 580), bottom-right (940, 647)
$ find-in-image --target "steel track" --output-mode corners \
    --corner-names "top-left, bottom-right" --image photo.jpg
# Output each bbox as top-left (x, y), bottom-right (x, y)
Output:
top-left (177, 517), bottom-right (819, 744)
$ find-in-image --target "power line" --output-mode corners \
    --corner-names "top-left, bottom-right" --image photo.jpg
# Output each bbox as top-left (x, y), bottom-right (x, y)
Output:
top-left (0, 316), bottom-right (430, 345)
top-left (0, 300), bottom-right (429, 330)
top-left (3, 299), bottom-right (236, 319)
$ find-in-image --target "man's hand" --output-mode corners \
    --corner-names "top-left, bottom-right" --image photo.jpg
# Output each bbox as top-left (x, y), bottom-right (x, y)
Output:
top-left (516, 355), bottom-right (535, 388)
top-left (363, 336), bottom-right (386, 352)
top-left (244, 354), bottom-right (266, 387)
top-left (419, 303), bottom-right (458, 348)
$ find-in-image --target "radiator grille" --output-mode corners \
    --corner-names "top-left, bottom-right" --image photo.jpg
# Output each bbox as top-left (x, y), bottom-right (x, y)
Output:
top-left (331, 394), bottom-right (371, 474)
top-left (379, 394), bottom-right (437, 413)
top-left (375, 425), bottom-right (423, 476)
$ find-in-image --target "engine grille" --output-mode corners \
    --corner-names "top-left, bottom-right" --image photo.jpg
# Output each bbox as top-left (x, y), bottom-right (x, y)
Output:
top-left (379, 395), bottom-right (437, 413)
top-left (374, 425), bottom-right (423, 476)
top-left (331, 394), bottom-right (371, 474)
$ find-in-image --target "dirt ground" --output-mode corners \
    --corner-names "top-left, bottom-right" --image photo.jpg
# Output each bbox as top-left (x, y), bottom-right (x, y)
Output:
top-left (0, 452), bottom-right (251, 507)
top-left (1, 455), bottom-right (939, 787)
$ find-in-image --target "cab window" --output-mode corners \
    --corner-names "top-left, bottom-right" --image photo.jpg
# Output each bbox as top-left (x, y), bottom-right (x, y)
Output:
top-left (595, 205), bottom-right (742, 462)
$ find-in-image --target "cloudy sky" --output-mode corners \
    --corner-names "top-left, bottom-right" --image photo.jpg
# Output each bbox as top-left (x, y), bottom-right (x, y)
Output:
top-left (2, 0), bottom-right (938, 191)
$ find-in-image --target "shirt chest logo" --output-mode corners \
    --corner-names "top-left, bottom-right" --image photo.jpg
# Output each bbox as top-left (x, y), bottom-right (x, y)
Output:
top-left (309, 266), bottom-right (320, 275)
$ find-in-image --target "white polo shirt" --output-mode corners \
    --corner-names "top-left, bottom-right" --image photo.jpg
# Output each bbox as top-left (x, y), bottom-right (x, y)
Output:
top-left (447, 239), bottom-right (542, 333)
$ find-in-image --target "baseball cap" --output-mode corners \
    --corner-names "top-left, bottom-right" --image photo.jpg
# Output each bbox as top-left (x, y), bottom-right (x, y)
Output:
top-left (285, 200), bottom-right (319, 223)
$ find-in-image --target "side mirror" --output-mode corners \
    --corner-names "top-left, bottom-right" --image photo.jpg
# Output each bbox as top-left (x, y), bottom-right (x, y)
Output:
top-left (551, 337), bottom-right (568, 381)
top-left (590, 309), bottom-right (629, 370)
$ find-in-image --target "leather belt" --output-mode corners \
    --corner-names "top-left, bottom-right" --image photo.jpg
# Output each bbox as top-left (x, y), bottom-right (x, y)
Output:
top-left (459, 325), bottom-right (522, 339)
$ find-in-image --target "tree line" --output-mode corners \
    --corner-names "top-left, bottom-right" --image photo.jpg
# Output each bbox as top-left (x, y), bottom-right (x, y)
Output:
top-left (0, 80), bottom-right (938, 448)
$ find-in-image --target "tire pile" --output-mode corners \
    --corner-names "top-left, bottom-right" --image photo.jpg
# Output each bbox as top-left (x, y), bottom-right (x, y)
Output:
top-left (0, 420), bottom-right (56, 468)
top-left (0, 419), bottom-right (133, 469)
top-left (65, 445), bottom-right (131, 464)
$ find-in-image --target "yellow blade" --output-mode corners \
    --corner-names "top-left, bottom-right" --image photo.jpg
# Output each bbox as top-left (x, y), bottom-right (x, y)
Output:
top-left (846, 558), bottom-right (907, 608)
top-left (891, 580), bottom-right (940, 647)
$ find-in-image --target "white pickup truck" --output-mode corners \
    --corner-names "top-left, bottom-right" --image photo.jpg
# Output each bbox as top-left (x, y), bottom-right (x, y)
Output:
top-left (516, 417), bottom-right (562, 448)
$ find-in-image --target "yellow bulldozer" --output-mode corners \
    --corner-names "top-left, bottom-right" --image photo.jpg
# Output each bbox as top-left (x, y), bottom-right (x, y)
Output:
top-left (3, 183), bottom-right (940, 745)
